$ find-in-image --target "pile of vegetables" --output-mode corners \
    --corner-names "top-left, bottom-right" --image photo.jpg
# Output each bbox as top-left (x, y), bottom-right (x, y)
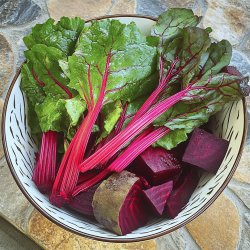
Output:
top-left (21, 8), bottom-right (249, 235)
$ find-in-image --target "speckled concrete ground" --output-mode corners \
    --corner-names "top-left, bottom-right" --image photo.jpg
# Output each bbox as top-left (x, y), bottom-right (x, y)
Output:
top-left (0, 217), bottom-right (41, 250)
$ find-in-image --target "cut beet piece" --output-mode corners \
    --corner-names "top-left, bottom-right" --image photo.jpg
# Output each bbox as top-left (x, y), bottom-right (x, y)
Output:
top-left (68, 184), bottom-right (100, 217)
top-left (182, 128), bottom-right (229, 174)
top-left (139, 176), bottom-right (151, 189)
top-left (130, 146), bottom-right (182, 185)
top-left (143, 181), bottom-right (173, 215)
top-left (92, 171), bottom-right (150, 235)
top-left (171, 140), bottom-right (189, 160)
top-left (165, 168), bottom-right (199, 218)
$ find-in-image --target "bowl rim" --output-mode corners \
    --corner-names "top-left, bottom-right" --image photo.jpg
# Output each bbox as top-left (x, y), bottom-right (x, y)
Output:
top-left (1, 14), bottom-right (249, 243)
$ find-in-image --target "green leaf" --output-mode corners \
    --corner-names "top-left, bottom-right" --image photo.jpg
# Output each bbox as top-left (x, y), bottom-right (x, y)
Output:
top-left (68, 19), bottom-right (158, 104)
top-left (152, 29), bottom-right (242, 150)
top-left (92, 124), bottom-right (100, 133)
top-left (24, 44), bottom-right (72, 98)
top-left (21, 64), bottom-right (45, 135)
top-left (21, 17), bottom-right (85, 137)
top-left (183, 73), bottom-right (243, 103)
top-left (23, 17), bottom-right (84, 55)
top-left (106, 72), bottom-right (158, 103)
top-left (65, 96), bottom-right (86, 126)
top-left (152, 8), bottom-right (201, 43)
top-left (59, 59), bottom-right (70, 78)
top-left (26, 99), bottom-right (42, 135)
top-left (146, 36), bottom-right (160, 47)
top-left (21, 63), bottom-right (46, 105)
top-left (35, 95), bottom-right (69, 132)
top-left (103, 101), bottom-right (123, 134)
top-left (155, 27), bottom-right (211, 104)
top-left (154, 129), bottom-right (188, 150)
top-left (123, 94), bottom-right (151, 126)
top-left (150, 26), bottom-right (239, 150)
top-left (154, 73), bottom-right (244, 149)
top-left (180, 27), bottom-right (211, 85)
top-left (198, 40), bottom-right (232, 79)
top-left (97, 101), bottom-right (123, 143)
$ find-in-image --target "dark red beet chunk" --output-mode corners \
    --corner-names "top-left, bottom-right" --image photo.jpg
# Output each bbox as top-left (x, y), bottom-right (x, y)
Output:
top-left (68, 184), bottom-right (100, 217)
top-left (182, 128), bottom-right (229, 174)
top-left (143, 181), bottom-right (173, 215)
top-left (119, 179), bottom-right (150, 235)
top-left (165, 168), bottom-right (199, 218)
top-left (171, 140), bottom-right (189, 159)
top-left (131, 147), bottom-right (182, 185)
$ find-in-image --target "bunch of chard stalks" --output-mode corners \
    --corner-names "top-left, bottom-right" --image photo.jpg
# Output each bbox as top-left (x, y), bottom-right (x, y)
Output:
top-left (72, 56), bottom-right (200, 195)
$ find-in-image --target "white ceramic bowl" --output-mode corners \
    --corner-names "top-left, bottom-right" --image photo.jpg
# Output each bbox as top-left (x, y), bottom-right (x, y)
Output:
top-left (2, 15), bottom-right (248, 242)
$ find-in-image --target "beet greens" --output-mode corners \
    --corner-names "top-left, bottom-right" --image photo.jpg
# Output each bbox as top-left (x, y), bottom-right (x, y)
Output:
top-left (21, 17), bottom-right (85, 193)
top-left (74, 13), bottom-right (248, 194)
top-left (50, 19), bottom-right (158, 206)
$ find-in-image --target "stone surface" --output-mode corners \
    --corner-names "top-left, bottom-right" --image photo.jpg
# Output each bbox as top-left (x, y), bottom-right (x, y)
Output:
top-left (239, 213), bottom-right (250, 249)
top-left (28, 210), bottom-right (72, 249)
top-left (109, 0), bottom-right (136, 15)
top-left (167, 0), bottom-right (196, 9)
top-left (231, 50), bottom-right (250, 76)
top-left (155, 234), bottom-right (178, 250)
top-left (203, 0), bottom-right (250, 46)
top-left (0, 0), bottom-right (41, 26)
top-left (0, 99), bottom-right (4, 160)
top-left (48, 0), bottom-right (112, 20)
top-left (232, 143), bottom-right (250, 184)
top-left (17, 36), bottom-right (28, 67)
top-left (186, 194), bottom-right (240, 250)
top-left (229, 182), bottom-right (250, 209)
top-left (156, 227), bottom-right (200, 250)
top-left (0, 217), bottom-right (41, 250)
top-left (137, 0), bottom-right (205, 18)
top-left (0, 34), bottom-right (14, 96)
top-left (231, 50), bottom-right (250, 183)
top-left (137, 0), bottom-right (167, 16)
top-left (56, 235), bottom-right (156, 250)
top-left (28, 210), bottom-right (157, 250)
top-left (0, 159), bottom-right (34, 232)
top-left (232, 90), bottom-right (250, 184)
top-left (9, 29), bottom-right (32, 68)
top-left (167, 0), bottom-right (205, 17)
top-left (239, 33), bottom-right (250, 59)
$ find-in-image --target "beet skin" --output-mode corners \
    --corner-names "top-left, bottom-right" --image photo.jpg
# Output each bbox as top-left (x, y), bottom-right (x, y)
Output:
top-left (92, 171), bottom-right (150, 235)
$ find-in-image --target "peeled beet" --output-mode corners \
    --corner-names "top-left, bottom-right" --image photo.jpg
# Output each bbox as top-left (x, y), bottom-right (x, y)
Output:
top-left (165, 168), bottom-right (199, 218)
top-left (143, 181), bottom-right (173, 215)
top-left (182, 128), bottom-right (229, 174)
top-left (92, 171), bottom-right (150, 235)
top-left (68, 184), bottom-right (100, 217)
top-left (130, 147), bottom-right (182, 185)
